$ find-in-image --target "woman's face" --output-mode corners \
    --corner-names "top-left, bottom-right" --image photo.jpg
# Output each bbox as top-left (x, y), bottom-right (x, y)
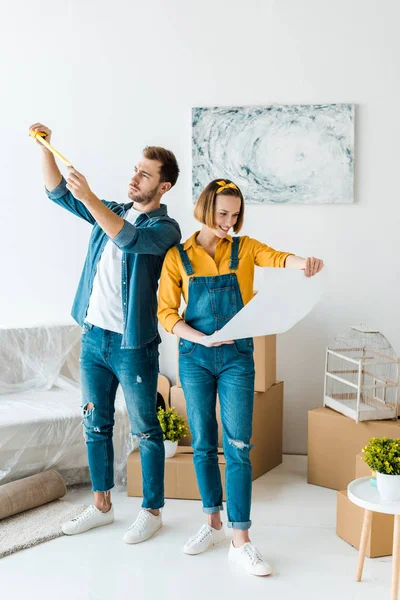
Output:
top-left (212, 194), bottom-right (242, 238)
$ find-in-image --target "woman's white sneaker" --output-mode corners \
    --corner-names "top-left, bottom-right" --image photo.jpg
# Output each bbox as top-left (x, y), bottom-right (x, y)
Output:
top-left (61, 505), bottom-right (114, 535)
top-left (123, 509), bottom-right (162, 544)
top-left (228, 542), bottom-right (272, 576)
top-left (184, 523), bottom-right (226, 555)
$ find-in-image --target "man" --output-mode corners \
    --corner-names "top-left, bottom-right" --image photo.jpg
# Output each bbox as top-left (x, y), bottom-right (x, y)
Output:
top-left (30, 123), bottom-right (181, 543)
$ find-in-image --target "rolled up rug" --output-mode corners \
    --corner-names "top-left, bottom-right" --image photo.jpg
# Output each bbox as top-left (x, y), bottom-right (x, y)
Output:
top-left (0, 470), bottom-right (67, 520)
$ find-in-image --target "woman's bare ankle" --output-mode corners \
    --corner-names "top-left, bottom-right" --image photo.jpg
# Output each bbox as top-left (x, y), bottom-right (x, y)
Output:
top-left (208, 513), bottom-right (222, 530)
top-left (232, 530), bottom-right (250, 547)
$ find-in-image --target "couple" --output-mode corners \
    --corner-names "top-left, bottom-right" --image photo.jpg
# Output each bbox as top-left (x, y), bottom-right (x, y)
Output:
top-left (30, 123), bottom-right (323, 577)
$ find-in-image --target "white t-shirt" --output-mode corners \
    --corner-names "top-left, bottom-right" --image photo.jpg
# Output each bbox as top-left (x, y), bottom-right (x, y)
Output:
top-left (85, 208), bottom-right (141, 333)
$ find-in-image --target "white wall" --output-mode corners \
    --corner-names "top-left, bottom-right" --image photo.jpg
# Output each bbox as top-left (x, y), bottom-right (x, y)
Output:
top-left (1, 0), bottom-right (399, 453)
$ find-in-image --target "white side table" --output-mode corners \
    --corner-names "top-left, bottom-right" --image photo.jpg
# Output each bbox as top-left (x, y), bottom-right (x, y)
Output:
top-left (348, 476), bottom-right (400, 600)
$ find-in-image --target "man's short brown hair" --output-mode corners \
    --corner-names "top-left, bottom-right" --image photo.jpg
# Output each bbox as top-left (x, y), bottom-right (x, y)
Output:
top-left (143, 146), bottom-right (180, 187)
top-left (194, 179), bottom-right (245, 233)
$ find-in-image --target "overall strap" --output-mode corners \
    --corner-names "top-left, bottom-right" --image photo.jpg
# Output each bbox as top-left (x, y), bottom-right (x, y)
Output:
top-left (229, 236), bottom-right (241, 271)
top-left (176, 244), bottom-right (194, 276)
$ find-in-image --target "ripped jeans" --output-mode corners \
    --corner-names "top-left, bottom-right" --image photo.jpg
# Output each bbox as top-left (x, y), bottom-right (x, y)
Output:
top-left (179, 340), bottom-right (255, 530)
top-left (80, 323), bottom-right (164, 508)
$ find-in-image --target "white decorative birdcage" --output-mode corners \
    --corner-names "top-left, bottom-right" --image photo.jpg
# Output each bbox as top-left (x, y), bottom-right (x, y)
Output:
top-left (323, 325), bottom-right (400, 423)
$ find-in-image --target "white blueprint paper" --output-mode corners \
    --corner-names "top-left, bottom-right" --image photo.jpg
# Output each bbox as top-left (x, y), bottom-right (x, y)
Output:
top-left (202, 268), bottom-right (323, 344)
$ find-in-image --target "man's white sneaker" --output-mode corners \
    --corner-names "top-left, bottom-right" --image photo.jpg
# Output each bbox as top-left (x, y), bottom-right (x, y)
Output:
top-left (123, 509), bottom-right (162, 544)
top-left (184, 523), bottom-right (226, 555)
top-left (61, 505), bottom-right (114, 535)
top-left (228, 542), bottom-right (272, 576)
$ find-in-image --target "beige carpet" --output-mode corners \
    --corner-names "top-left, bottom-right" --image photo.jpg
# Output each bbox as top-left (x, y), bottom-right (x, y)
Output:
top-left (0, 500), bottom-right (87, 558)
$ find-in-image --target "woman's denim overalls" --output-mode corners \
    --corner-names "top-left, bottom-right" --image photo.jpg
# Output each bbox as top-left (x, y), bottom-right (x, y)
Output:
top-left (178, 236), bottom-right (255, 530)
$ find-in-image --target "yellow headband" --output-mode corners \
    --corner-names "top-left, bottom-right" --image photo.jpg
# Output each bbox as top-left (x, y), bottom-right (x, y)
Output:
top-left (216, 180), bottom-right (239, 194)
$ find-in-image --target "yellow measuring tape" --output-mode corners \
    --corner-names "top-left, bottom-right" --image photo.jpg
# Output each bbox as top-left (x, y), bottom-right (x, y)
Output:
top-left (29, 130), bottom-right (72, 167)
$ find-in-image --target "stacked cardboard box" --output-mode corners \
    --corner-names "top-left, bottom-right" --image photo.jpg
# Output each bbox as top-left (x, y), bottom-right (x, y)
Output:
top-left (308, 406), bottom-right (400, 491)
top-left (127, 335), bottom-right (283, 500)
top-left (336, 453), bottom-right (394, 557)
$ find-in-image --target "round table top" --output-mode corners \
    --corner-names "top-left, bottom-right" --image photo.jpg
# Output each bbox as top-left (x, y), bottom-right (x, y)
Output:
top-left (348, 477), bottom-right (400, 515)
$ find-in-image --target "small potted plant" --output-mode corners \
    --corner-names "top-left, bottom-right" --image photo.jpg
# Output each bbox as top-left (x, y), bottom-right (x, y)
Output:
top-left (157, 406), bottom-right (190, 458)
top-left (362, 437), bottom-right (400, 502)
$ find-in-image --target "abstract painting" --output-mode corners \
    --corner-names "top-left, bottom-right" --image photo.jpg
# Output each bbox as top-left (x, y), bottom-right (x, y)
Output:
top-left (192, 104), bottom-right (354, 204)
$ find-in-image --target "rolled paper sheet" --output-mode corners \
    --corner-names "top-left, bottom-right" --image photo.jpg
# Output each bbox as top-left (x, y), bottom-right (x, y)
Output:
top-left (0, 470), bottom-right (67, 520)
top-left (29, 129), bottom-right (72, 166)
top-left (202, 268), bottom-right (324, 344)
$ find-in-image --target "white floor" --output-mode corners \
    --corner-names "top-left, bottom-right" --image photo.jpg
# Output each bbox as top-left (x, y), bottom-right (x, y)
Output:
top-left (1, 456), bottom-right (394, 600)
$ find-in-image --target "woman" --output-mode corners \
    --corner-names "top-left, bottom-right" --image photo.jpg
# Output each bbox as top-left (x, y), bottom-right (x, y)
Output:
top-left (157, 179), bottom-right (323, 576)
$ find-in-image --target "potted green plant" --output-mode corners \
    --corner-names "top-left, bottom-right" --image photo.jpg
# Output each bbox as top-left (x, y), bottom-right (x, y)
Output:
top-left (157, 406), bottom-right (189, 458)
top-left (362, 437), bottom-right (400, 502)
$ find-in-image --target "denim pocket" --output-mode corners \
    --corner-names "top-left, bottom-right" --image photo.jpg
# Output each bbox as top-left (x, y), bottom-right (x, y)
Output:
top-left (178, 338), bottom-right (197, 356)
top-left (233, 338), bottom-right (254, 356)
top-left (210, 287), bottom-right (238, 320)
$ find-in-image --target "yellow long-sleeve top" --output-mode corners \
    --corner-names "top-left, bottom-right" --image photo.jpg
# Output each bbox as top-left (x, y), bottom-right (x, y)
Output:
top-left (158, 231), bottom-right (293, 334)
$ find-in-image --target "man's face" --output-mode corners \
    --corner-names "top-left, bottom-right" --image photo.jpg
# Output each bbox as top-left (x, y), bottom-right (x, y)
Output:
top-left (128, 158), bottom-right (163, 205)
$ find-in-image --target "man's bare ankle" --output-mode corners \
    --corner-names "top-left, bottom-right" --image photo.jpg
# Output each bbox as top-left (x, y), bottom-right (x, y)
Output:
top-left (95, 503), bottom-right (112, 513)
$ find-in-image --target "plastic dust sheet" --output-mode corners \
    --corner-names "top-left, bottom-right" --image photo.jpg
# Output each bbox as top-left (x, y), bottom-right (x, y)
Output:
top-left (0, 325), bottom-right (133, 486)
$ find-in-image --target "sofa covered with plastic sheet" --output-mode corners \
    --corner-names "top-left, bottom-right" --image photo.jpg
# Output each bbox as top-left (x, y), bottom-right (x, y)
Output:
top-left (0, 325), bottom-right (132, 485)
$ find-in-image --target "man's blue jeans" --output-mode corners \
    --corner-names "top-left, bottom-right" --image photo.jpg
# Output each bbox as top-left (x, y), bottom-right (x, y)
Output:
top-left (179, 339), bottom-right (255, 530)
top-left (80, 323), bottom-right (164, 508)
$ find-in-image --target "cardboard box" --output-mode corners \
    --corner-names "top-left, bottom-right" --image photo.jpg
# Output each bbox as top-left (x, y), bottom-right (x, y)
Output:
top-left (170, 382), bottom-right (283, 480)
top-left (128, 382), bottom-right (283, 500)
top-left (253, 335), bottom-right (277, 392)
top-left (127, 447), bottom-right (226, 500)
top-left (308, 407), bottom-right (400, 491)
top-left (249, 381), bottom-right (283, 479)
top-left (176, 335), bottom-right (276, 393)
top-left (336, 489), bottom-right (393, 557)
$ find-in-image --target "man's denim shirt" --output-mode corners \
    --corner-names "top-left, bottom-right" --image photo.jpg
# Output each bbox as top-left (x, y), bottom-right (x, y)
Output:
top-left (47, 178), bottom-right (181, 349)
